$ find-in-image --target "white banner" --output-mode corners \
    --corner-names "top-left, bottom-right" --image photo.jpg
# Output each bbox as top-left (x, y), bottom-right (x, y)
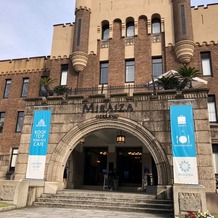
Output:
top-left (173, 157), bottom-right (198, 184)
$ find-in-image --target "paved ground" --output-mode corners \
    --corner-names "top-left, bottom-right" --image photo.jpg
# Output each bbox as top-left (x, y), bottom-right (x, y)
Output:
top-left (0, 207), bottom-right (171, 218)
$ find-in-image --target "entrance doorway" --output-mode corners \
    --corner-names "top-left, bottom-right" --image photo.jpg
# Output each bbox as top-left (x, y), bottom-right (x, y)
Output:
top-left (117, 147), bottom-right (142, 186)
top-left (83, 147), bottom-right (107, 185)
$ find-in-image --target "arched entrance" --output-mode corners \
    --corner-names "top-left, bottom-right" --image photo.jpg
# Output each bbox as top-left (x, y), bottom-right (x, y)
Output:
top-left (46, 117), bottom-right (171, 187)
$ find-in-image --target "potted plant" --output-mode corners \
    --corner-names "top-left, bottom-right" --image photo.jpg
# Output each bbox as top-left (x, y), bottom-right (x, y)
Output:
top-left (54, 85), bottom-right (69, 96)
top-left (40, 77), bottom-right (56, 96)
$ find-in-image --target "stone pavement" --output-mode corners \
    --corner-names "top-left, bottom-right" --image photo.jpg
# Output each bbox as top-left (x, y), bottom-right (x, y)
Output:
top-left (0, 207), bottom-right (171, 218)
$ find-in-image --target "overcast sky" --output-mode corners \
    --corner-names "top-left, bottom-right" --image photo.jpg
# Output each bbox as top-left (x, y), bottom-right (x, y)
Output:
top-left (0, 0), bottom-right (217, 60)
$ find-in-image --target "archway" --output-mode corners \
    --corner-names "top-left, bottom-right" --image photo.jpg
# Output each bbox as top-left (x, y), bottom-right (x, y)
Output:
top-left (46, 117), bottom-right (171, 186)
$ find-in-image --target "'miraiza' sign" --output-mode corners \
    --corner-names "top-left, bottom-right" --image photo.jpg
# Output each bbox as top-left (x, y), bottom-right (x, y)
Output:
top-left (82, 103), bottom-right (134, 113)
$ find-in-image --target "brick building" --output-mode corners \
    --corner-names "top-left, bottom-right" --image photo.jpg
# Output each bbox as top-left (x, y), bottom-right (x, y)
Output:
top-left (0, 0), bottom-right (218, 215)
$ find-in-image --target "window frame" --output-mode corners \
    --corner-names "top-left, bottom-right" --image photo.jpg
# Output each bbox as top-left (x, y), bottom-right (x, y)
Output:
top-left (3, 79), bottom-right (12, 98)
top-left (125, 60), bottom-right (135, 83)
top-left (60, 65), bottom-right (68, 86)
top-left (21, 78), bottom-right (29, 97)
top-left (15, 111), bottom-right (24, 133)
top-left (152, 57), bottom-right (163, 79)
top-left (100, 62), bottom-right (109, 85)
top-left (9, 147), bottom-right (19, 171)
top-left (152, 18), bottom-right (161, 34)
top-left (207, 95), bottom-right (217, 123)
top-left (0, 112), bottom-right (6, 133)
top-left (126, 21), bottom-right (135, 37)
top-left (201, 52), bottom-right (212, 76)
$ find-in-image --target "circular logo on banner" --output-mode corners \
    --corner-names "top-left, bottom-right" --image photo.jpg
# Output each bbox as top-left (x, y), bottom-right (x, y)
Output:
top-left (179, 161), bottom-right (191, 172)
top-left (179, 135), bottom-right (187, 144)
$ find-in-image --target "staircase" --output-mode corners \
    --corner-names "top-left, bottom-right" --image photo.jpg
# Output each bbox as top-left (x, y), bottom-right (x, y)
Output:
top-left (34, 189), bottom-right (173, 215)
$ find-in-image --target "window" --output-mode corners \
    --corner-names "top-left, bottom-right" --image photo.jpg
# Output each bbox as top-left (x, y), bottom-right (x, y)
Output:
top-left (181, 5), bottom-right (186, 34)
top-left (152, 57), bottom-right (163, 78)
top-left (102, 24), bottom-right (109, 40)
top-left (21, 78), bottom-right (29, 97)
top-left (61, 65), bottom-right (68, 86)
top-left (201, 52), bottom-right (212, 76)
top-left (100, 62), bottom-right (108, 84)
top-left (4, 79), bottom-right (11, 98)
top-left (77, 19), bottom-right (82, 46)
top-left (10, 147), bottom-right (18, 171)
top-left (207, 95), bottom-right (217, 122)
top-left (125, 60), bottom-right (135, 83)
top-left (126, 21), bottom-right (134, 37)
top-left (0, 112), bottom-right (5, 133)
top-left (212, 144), bottom-right (218, 174)
top-left (15, 111), bottom-right (24, 132)
top-left (152, 18), bottom-right (161, 34)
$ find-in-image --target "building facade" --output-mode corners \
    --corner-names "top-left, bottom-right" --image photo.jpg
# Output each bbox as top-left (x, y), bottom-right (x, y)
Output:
top-left (0, 0), bottom-right (218, 214)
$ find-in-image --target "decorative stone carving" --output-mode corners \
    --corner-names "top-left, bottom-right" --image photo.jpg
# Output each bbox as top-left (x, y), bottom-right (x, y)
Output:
top-left (71, 51), bottom-right (88, 73)
top-left (0, 185), bottom-right (16, 201)
top-left (174, 40), bottom-right (195, 64)
top-left (179, 192), bottom-right (201, 212)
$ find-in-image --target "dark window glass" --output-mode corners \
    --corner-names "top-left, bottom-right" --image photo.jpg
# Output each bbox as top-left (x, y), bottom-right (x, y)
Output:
top-left (152, 57), bottom-right (163, 78)
top-left (126, 21), bottom-right (134, 37)
top-left (125, 60), bottom-right (135, 83)
top-left (0, 112), bottom-right (6, 133)
top-left (100, 62), bottom-right (108, 84)
top-left (207, 95), bottom-right (217, 122)
top-left (181, 5), bottom-right (186, 34)
top-left (201, 52), bottom-right (212, 76)
top-left (15, 111), bottom-right (24, 132)
top-left (21, 78), bottom-right (29, 97)
top-left (61, 65), bottom-right (68, 86)
top-left (4, 79), bottom-right (11, 98)
top-left (152, 18), bottom-right (161, 34)
top-left (77, 19), bottom-right (82, 46)
top-left (212, 144), bottom-right (218, 174)
top-left (102, 24), bottom-right (109, 40)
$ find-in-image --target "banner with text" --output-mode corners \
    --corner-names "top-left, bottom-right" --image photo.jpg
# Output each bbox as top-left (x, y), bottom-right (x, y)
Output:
top-left (170, 105), bottom-right (198, 184)
top-left (26, 110), bottom-right (52, 179)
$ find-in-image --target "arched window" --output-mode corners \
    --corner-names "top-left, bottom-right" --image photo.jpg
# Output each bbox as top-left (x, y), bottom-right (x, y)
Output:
top-left (126, 21), bottom-right (134, 37)
top-left (152, 18), bottom-right (161, 34)
top-left (102, 22), bottom-right (109, 40)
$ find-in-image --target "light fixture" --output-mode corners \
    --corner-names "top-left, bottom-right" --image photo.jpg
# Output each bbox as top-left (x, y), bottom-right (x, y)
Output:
top-left (116, 131), bottom-right (126, 143)
top-left (80, 138), bottom-right (85, 144)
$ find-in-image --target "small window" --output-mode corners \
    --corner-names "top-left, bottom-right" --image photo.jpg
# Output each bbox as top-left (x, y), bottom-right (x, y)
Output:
top-left (100, 62), bottom-right (108, 84)
top-left (4, 79), bottom-right (11, 98)
top-left (212, 144), bottom-right (218, 174)
top-left (126, 21), bottom-right (134, 37)
top-left (181, 5), bottom-right (186, 34)
top-left (152, 18), bottom-right (161, 34)
top-left (125, 60), bottom-right (135, 83)
top-left (61, 65), bottom-right (68, 86)
top-left (207, 95), bottom-right (217, 122)
top-left (15, 111), bottom-right (24, 132)
top-left (10, 147), bottom-right (18, 170)
top-left (102, 24), bottom-right (109, 40)
top-left (21, 78), bottom-right (29, 97)
top-left (0, 112), bottom-right (6, 133)
top-left (201, 52), bottom-right (212, 76)
top-left (152, 57), bottom-right (163, 79)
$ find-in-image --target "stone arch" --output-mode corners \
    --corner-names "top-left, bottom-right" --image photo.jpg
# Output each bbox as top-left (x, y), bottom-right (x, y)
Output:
top-left (46, 117), bottom-right (171, 185)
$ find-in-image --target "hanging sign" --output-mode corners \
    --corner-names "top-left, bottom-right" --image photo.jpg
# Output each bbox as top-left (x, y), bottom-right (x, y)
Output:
top-left (26, 110), bottom-right (52, 180)
top-left (170, 105), bottom-right (198, 184)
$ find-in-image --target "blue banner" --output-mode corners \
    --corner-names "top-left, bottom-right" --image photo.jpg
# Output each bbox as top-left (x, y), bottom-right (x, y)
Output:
top-left (170, 105), bottom-right (198, 184)
top-left (26, 110), bottom-right (52, 179)
top-left (29, 110), bottom-right (52, 156)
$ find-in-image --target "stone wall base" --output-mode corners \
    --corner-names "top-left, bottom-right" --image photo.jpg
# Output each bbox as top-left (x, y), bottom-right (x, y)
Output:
top-left (173, 184), bottom-right (207, 218)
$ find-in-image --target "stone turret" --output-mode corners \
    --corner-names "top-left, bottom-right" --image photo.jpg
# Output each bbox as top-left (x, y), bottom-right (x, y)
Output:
top-left (172, 0), bottom-right (194, 64)
top-left (71, 0), bottom-right (91, 73)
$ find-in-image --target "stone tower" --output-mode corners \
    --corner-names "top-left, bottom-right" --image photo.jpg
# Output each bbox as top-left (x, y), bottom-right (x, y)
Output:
top-left (172, 0), bottom-right (194, 64)
top-left (71, 0), bottom-right (91, 73)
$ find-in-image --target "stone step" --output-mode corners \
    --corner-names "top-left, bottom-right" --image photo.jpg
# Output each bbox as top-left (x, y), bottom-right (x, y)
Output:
top-left (34, 189), bottom-right (173, 214)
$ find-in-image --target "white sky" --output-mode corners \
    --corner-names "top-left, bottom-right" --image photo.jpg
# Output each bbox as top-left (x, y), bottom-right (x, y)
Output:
top-left (0, 0), bottom-right (217, 60)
